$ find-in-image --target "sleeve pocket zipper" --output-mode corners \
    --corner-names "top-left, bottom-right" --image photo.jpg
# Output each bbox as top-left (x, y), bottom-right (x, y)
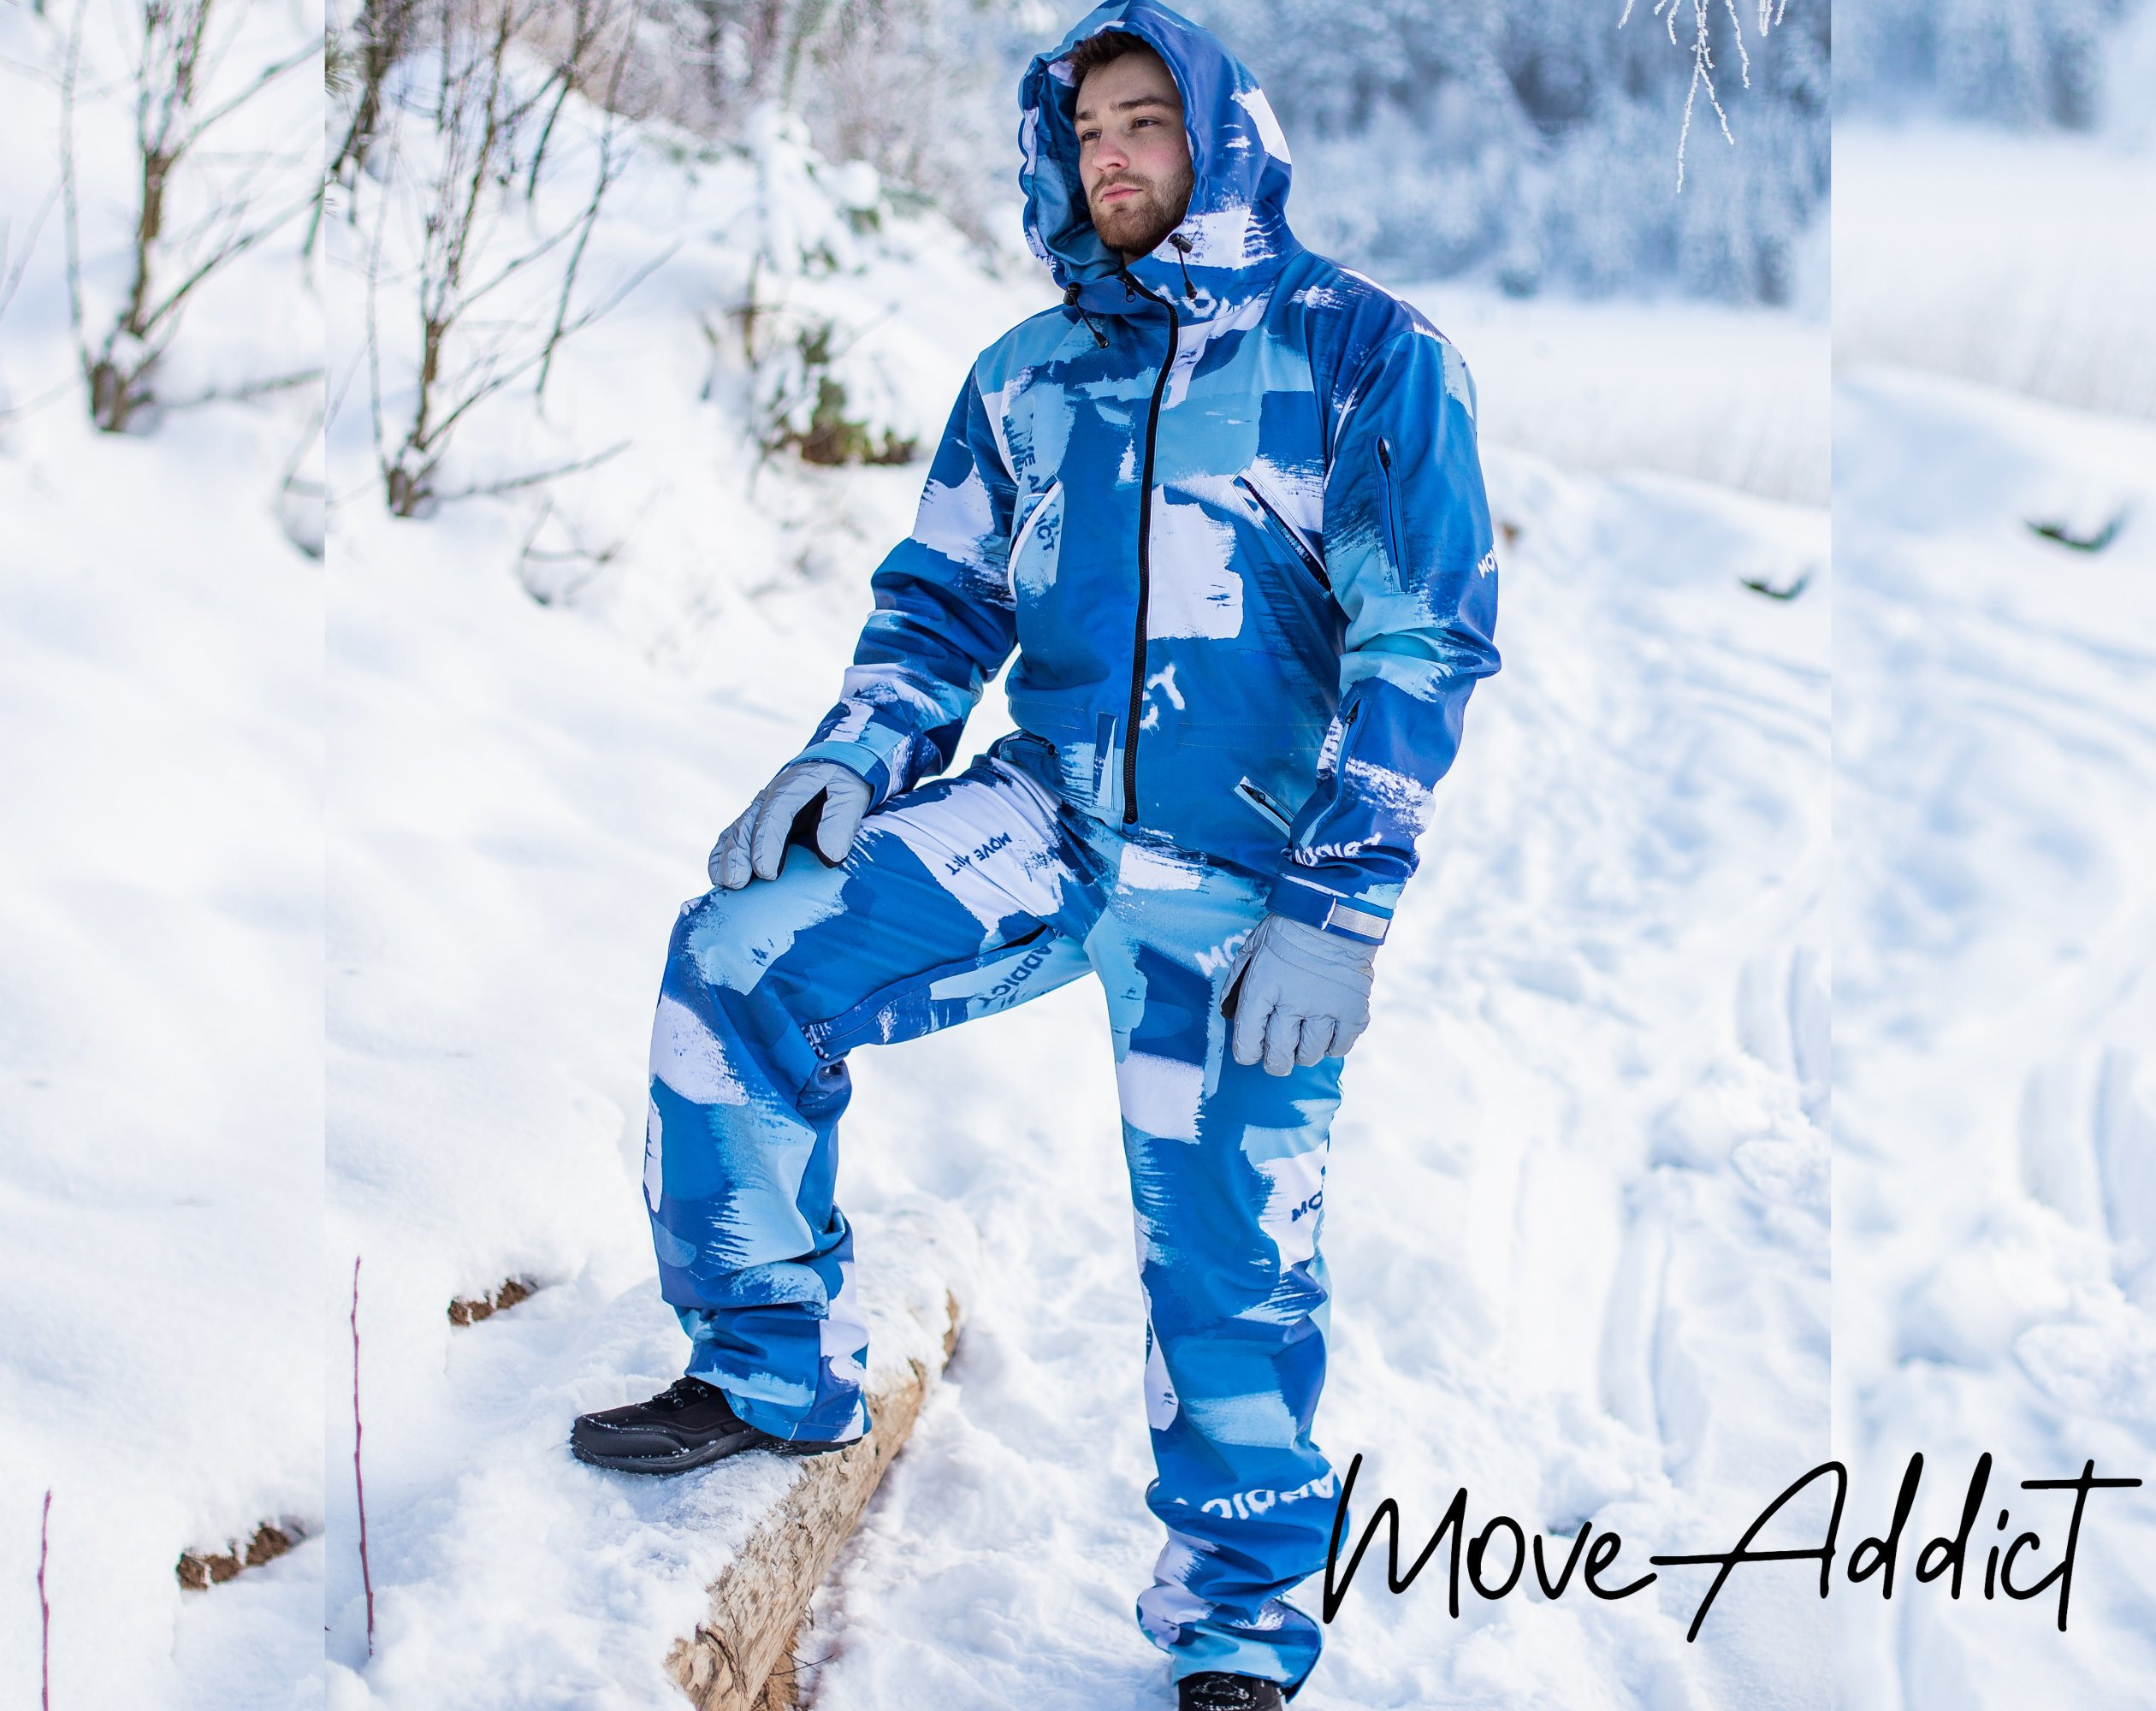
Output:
top-left (1234, 775), bottom-right (1294, 837)
top-left (1375, 438), bottom-right (1406, 573)
top-left (1235, 472), bottom-right (1330, 591)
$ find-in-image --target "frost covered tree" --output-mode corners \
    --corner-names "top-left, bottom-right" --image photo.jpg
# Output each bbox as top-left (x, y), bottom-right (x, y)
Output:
top-left (1837, 0), bottom-right (2142, 127)
top-left (1172, 0), bottom-right (1826, 300)
top-left (581, 0), bottom-right (1827, 301)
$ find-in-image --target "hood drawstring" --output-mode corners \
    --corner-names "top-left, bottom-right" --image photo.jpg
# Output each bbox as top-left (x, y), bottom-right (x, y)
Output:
top-left (1063, 281), bottom-right (1109, 349)
top-left (1168, 233), bottom-right (1197, 302)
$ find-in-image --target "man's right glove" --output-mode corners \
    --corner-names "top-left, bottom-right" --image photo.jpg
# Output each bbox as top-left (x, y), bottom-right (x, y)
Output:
top-left (708, 760), bottom-right (873, 891)
top-left (1221, 912), bottom-right (1380, 1077)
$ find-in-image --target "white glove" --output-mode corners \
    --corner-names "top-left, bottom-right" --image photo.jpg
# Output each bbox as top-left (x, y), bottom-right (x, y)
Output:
top-left (1221, 912), bottom-right (1380, 1077)
top-left (709, 760), bottom-right (874, 890)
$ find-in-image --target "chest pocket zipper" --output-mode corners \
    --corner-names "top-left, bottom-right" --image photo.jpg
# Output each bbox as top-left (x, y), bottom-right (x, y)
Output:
top-left (1234, 775), bottom-right (1294, 837)
top-left (1235, 471), bottom-right (1330, 591)
top-left (1005, 480), bottom-right (1063, 605)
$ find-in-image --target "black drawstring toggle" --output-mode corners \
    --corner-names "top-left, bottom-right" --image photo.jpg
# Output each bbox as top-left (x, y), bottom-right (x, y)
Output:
top-left (1168, 232), bottom-right (1196, 302)
top-left (1063, 280), bottom-right (1108, 349)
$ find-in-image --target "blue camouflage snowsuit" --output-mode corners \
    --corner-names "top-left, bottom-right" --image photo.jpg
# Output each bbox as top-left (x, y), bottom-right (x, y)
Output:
top-left (644, 1), bottom-right (1500, 1692)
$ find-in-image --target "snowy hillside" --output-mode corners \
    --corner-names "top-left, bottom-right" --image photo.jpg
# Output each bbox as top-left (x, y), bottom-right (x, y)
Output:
top-left (1833, 0), bottom-right (2156, 421)
top-left (1, 3), bottom-right (324, 1706)
top-left (1831, 20), bottom-right (2156, 1689)
top-left (0, 398), bottom-right (328, 1711)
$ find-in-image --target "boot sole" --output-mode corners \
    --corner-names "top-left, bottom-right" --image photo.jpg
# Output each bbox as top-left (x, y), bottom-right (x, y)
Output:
top-left (570, 1429), bottom-right (860, 1475)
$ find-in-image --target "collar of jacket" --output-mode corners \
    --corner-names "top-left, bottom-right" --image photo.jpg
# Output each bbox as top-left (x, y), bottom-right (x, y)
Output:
top-left (1021, 0), bottom-right (1301, 326)
top-left (1064, 238), bottom-right (1301, 323)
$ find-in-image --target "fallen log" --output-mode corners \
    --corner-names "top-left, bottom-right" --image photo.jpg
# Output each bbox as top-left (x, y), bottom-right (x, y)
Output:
top-left (665, 1267), bottom-right (965, 1711)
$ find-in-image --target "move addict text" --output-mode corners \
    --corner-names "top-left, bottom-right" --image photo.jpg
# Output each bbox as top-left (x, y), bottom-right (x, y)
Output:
top-left (1321, 1450), bottom-right (2141, 1640)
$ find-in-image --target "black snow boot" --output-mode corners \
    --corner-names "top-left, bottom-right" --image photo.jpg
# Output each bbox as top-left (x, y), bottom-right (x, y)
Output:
top-left (570, 1376), bottom-right (854, 1473)
top-left (1179, 1673), bottom-right (1288, 1710)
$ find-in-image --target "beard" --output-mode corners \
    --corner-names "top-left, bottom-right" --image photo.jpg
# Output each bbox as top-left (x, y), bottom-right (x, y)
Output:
top-left (1088, 164), bottom-right (1195, 259)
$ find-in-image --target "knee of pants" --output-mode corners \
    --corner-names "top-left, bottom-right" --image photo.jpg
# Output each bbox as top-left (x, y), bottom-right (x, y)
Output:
top-left (657, 891), bottom-right (844, 1110)
top-left (665, 850), bottom-right (848, 1012)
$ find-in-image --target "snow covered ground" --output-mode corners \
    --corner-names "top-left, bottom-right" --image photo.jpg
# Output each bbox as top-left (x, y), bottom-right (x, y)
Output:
top-left (0, 396), bottom-right (328, 1710)
top-left (1829, 80), bottom-right (2156, 1706)
top-left (1833, 369), bottom-right (2156, 1709)
top-left (1, 4), bottom-right (325, 1708)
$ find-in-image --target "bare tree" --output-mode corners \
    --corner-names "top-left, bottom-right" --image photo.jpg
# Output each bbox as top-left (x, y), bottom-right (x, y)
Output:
top-left (363, 0), bottom-right (665, 516)
top-left (329, 0), bottom-right (424, 183)
top-left (61, 0), bottom-right (318, 431)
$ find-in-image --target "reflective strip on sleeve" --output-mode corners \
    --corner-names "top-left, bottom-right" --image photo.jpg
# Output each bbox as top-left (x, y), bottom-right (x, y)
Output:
top-left (1321, 899), bottom-right (1390, 944)
top-left (1265, 872), bottom-right (1392, 944)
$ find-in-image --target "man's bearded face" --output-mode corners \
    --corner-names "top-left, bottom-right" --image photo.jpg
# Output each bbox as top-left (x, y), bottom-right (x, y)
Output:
top-left (1075, 47), bottom-right (1195, 261)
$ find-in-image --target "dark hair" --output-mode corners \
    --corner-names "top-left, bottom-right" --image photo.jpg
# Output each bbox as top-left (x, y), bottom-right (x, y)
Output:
top-left (1066, 29), bottom-right (1158, 86)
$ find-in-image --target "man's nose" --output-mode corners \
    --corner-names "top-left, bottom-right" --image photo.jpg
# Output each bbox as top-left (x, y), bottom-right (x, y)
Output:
top-left (1091, 133), bottom-right (1129, 177)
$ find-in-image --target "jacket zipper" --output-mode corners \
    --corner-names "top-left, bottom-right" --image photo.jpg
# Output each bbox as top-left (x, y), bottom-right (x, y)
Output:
top-left (1235, 472), bottom-right (1330, 590)
top-left (1123, 275), bottom-right (1180, 826)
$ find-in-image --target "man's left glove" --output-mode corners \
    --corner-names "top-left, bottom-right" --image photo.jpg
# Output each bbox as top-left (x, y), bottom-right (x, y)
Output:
top-left (1220, 912), bottom-right (1380, 1077)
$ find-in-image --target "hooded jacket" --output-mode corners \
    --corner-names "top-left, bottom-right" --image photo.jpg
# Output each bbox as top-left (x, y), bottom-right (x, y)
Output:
top-left (788, 0), bottom-right (1501, 946)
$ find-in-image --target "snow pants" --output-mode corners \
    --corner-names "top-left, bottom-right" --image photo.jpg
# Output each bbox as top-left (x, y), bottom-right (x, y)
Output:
top-left (643, 731), bottom-right (1343, 1693)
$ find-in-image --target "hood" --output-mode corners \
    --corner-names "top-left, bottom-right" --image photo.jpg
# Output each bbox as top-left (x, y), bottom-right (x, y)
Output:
top-left (1019, 1), bottom-right (1300, 320)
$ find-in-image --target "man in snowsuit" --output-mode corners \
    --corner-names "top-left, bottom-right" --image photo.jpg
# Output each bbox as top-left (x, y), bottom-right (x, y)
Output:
top-left (572, 4), bottom-right (1500, 1704)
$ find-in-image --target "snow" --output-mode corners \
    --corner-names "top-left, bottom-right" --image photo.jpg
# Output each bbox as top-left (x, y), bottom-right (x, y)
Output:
top-left (1828, 139), bottom-right (2156, 1702)
top-left (0, 393), bottom-right (329, 1708)
top-left (1402, 282), bottom-right (1828, 507)
top-left (1833, 364), bottom-right (2156, 1709)
top-left (9, 19), bottom-right (1834, 1700)
top-left (1, 3), bottom-right (325, 1706)
top-left (1834, 123), bottom-right (2156, 422)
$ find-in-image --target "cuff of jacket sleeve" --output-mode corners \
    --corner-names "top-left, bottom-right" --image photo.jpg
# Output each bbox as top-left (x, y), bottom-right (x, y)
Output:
top-left (789, 739), bottom-right (894, 808)
top-left (1265, 872), bottom-right (1394, 944)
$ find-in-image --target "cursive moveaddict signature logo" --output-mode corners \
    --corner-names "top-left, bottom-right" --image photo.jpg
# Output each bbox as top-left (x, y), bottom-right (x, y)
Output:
top-left (1321, 1451), bottom-right (2141, 1638)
